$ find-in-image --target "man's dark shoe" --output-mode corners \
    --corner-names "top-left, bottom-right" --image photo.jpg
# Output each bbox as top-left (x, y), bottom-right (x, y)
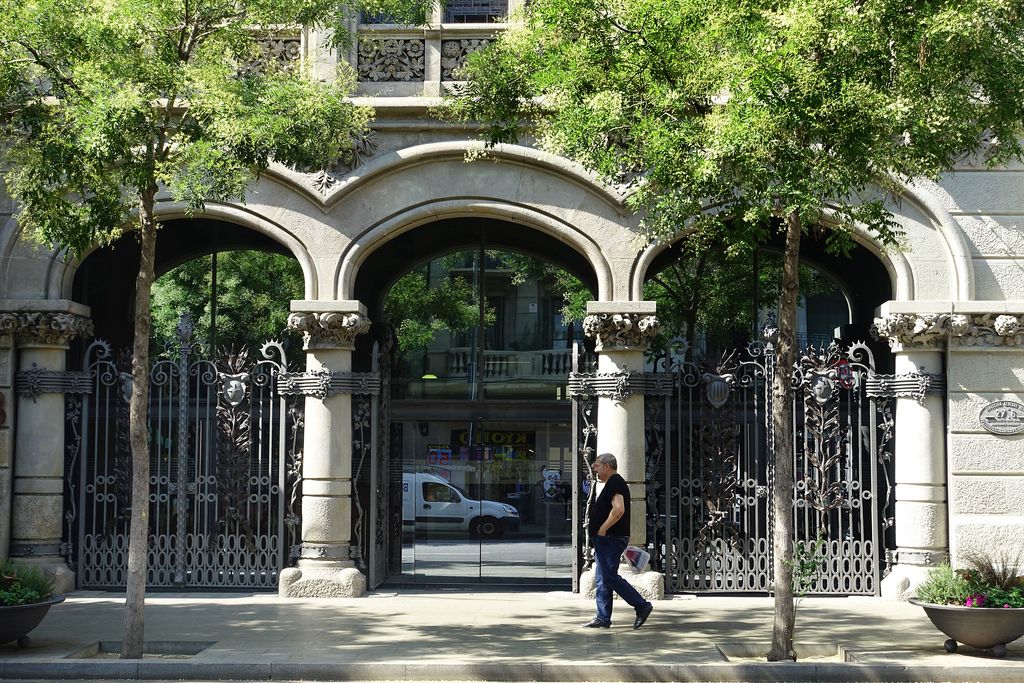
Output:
top-left (581, 617), bottom-right (611, 628)
top-left (633, 603), bottom-right (653, 629)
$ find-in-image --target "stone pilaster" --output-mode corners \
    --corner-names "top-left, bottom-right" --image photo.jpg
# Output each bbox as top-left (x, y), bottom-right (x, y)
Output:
top-left (1, 305), bottom-right (92, 592)
top-left (278, 301), bottom-right (372, 598)
top-left (872, 311), bottom-right (951, 600)
top-left (874, 307), bottom-right (1024, 599)
top-left (578, 301), bottom-right (664, 600)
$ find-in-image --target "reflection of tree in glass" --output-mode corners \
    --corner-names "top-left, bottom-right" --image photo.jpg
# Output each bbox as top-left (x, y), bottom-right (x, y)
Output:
top-left (642, 228), bottom-right (844, 358)
top-left (383, 258), bottom-right (485, 355)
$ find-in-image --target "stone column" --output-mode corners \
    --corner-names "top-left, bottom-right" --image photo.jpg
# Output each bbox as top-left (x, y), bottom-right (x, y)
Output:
top-left (2, 306), bottom-right (92, 592)
top-left (873, 312), bottom-right (950, 600)
top-left (279, 301), bottom-right (371, 598)
top-left (578, 301), bottom-right (663, 601)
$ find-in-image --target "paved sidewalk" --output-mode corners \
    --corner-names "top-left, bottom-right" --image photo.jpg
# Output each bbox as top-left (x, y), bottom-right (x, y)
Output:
top-left (1, 589), bottom-right (1022, 682)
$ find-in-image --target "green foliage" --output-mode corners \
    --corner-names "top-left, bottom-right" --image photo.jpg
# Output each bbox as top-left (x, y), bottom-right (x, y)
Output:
top-left (915, 563), bottom-right (975, 607)
top-left (0, 0), bottom-right (382, 256)
top-left (644, 229), bottom-right (842, 355)
top-left (383, 265), bottom-right (485, 354)
top-left (916, 551), bottom-right (1024, 608)
top-left (447, 0), bottom-right (1024, 249)
top-left (789, 535), bottom-right (827, 599)
top-left (484, 251), bottom-right (593, 323)
top-left (0, 562), bottom-right (55, 606)
top-left (150, 251), bottom-right (304, 357)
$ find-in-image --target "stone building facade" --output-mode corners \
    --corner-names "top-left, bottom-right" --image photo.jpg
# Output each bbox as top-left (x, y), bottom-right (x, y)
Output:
top-left (1, 5), bottom-right (1023, 598)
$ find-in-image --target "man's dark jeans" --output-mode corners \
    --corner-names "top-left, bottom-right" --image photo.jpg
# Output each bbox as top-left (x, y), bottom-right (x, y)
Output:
top-left (593, 533), bottom-right (648, 624)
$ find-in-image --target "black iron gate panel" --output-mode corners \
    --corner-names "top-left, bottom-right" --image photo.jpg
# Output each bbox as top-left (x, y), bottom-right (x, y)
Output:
top-left (647, 339), bottom-right (895, 595)
top-left (68, 323), bottom-right (300, 589)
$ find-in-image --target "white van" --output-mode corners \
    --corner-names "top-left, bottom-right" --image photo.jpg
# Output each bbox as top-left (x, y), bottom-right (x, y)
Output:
top-left (402, 472), bottom-right (520, 539)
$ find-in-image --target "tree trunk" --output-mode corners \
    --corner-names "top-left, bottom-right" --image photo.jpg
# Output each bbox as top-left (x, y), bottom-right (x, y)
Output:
top-left (766, 210), bottom-right (801, 662)
top-left (122, 184), bottom-right (158, 659)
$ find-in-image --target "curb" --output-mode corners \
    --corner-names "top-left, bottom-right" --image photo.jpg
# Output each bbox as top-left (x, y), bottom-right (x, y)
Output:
top-left (2, 660), bottom-right (1024, 682)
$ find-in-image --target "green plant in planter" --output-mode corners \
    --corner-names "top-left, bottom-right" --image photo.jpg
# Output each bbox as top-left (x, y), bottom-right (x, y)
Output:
top-left (0, 562), bottom-right (55, 607)
top-left (915, 550), bottom-right (1024, 609)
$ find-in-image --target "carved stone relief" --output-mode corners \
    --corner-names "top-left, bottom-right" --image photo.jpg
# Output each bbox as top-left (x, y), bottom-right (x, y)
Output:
top-left (0, 311), bottom-right (94, 347)
top-left (872, 312), bottom-right (1024, 350)
top-left (287, 311), bottom-right (372, 350)
top-left (238, 34), bottom-right (303, 77)
top-left (441, 39), bottom-right (492, 80)
top-left (582, 313), bottom-right (660, 352)
top-left (357, 38), bottom-right (425, 82)
top-left (309, 129), bottom-right (380, 195)
top-left (871, 313), bottom-right (951, 351)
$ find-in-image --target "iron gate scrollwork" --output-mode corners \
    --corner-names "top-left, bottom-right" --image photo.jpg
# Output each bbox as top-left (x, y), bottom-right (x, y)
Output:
top-left (67, 322), bottom-right (303, 589)
top-left (644, 338), bottom-right (895, 595)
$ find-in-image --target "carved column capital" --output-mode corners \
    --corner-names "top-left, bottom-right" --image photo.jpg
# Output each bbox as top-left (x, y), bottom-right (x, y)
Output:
top-left (948, 313), bottom-right (1024, 347)
top-left (287, 311), bottom-right (371, 350)
top-left (0, 311), bottom-right (93, 347)
top-left (582, 312), bottom-right (660, 352)
top-left (873, 311), bottom-right (1024, 350)
top-left (871, 313), bottom-right (951, 352)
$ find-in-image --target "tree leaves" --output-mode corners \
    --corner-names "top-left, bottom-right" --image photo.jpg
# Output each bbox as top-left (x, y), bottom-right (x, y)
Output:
top-left (449, 0), bottom-right (1024, 246)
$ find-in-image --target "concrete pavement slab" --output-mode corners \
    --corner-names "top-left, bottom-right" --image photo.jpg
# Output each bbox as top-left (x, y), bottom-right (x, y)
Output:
top-left (0, 590), bottom-right (1021, 681)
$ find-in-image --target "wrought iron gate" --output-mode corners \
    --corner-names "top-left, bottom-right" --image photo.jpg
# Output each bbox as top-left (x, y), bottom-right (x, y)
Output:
top-left (65, 320), bottom-right (302, 589)
top-left (571, 337), bottom-right (896, 596)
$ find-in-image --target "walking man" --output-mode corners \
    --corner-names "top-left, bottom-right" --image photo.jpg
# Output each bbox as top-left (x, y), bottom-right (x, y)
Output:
top-left (582, 453), bottom-right (653, 629)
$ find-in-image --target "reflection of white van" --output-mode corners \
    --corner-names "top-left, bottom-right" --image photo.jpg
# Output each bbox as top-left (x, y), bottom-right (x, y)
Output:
top-left (402, 472), bottom-right (520, 538)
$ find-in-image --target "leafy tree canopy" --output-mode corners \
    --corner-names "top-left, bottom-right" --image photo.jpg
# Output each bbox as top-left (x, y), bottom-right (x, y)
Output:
top-left (383, 261), bottom-right (486, 354)
top-left (0, 0), bottom-right (387, 253)
top-left (448, 0), bottom-right (1024, 248)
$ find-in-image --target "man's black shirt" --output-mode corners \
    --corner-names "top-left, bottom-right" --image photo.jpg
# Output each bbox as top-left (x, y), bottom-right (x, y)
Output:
top-left (590, 472), bottom-right (630, 536)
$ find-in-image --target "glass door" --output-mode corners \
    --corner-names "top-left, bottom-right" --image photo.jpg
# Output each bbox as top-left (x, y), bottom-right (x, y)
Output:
top-left (398, 418), bottom-right (572, 584)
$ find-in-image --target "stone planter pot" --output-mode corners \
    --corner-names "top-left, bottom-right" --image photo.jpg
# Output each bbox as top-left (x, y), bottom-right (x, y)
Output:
top-left (909, 598), bottom-right (1024, 658)
top-left (0, 595), bottom-right (65, 648)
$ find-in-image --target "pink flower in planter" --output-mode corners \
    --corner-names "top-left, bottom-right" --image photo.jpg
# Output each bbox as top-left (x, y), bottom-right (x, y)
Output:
top-left (964, 593), bottom-right (987, 608)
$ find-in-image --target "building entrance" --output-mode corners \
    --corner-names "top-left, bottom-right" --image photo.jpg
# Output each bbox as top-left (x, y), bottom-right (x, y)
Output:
top-left (368, 224), bottom-right (597, 585)
top-left (393, 418), bottom-right (573, 585)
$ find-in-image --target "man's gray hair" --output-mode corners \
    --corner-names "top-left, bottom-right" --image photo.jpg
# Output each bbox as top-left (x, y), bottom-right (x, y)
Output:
top-left (595, 453), bottom-right (617, 469)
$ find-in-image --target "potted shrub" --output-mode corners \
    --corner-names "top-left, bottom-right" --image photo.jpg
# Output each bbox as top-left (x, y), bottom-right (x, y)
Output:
top-left (0, 561), bottom-right (65, 648)
top-left (910, 550), bottom-right (1024, 658)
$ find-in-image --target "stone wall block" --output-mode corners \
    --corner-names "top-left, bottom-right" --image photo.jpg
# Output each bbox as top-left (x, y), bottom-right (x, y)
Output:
top-left (947, 352), bottom-right (1024, 392)
top-left (972, 260), bottom-right (1024, 301)
top-left (949, 476), bottom-right (1024, 514)
top-left (959, 215), bottom-right (1024, 257)
top-left (3, 258), bottom-right (59, 299)
top-left (950, 435), bottom-right (1024, 473)
top-left (948, 393), bottom-right (1024, 433)
top-left (951, 522), bottom-right (1024, 562)
top-left (936, 171), bottom-right (1024, 213)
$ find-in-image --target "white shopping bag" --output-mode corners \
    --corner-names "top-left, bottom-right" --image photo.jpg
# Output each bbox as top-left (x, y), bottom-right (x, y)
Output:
top-left (623, 545), bottom-right (650, 573)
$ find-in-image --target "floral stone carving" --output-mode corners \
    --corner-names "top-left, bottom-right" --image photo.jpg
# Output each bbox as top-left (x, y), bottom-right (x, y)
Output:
top-left (357, 38), bottom-right (425, 82)
top-left (441, 39), bottom-right (491, 80)
top-left (0, 311), bottom-right (93, 347)
top-left (287, 311), bottom-right (372, 349)
top-left (583, 312), bottom-right (660, 351)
